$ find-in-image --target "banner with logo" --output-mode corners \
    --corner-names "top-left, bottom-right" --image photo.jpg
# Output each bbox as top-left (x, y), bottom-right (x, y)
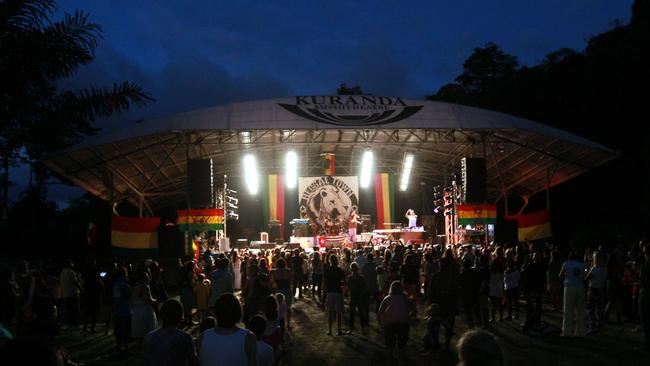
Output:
top-left (298, 176), bottom-right (359, 228)
top-left (278, 96), bottom-right (423, 126)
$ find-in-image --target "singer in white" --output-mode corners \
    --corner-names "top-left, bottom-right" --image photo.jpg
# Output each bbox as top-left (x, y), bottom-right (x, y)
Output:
top-left (405, 209), bottom-right (417, 228)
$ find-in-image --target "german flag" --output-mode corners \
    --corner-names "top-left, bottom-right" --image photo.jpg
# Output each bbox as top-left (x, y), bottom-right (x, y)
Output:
top-left (457, 204), bottom-right (497, 225)
top-left (111, 216), bottom-right (160, 257)
top-left (178, 209), bottom-right (224, 231)
top-left (516, 211), bottom-right (552, 241)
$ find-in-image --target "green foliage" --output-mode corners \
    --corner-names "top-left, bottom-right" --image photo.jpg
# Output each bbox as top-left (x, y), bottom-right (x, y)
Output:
top-left (0, 0), bottom-right (154, 230)
top-left (0, 0), bottom-right (154, 161)
top-left (429, 0), bottom-right (650, 238)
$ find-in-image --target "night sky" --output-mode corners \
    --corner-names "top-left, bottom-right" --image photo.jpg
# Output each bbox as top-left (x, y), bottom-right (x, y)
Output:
top-left (11, 0), bottom-right (634, 205)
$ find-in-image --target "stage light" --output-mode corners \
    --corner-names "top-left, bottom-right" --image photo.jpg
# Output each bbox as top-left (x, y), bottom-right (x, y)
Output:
top-left (240, 131), bottom-right (251, 144)
top-left (285, 150), bottom-right (298, 189)
top-left (360, 150), bottom-right (373, 188)
top-left (399, 153), bottom-right (414, 191)
top-left (243, 154), bottom-right (259, 194)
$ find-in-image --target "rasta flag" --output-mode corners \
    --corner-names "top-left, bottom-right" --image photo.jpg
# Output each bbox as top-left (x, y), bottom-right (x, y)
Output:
top-left (178, 209), bottom-right (224, 231)
top-left (374, 173), bottom-right (395, 229)
top-left (457, 204), bottom-right (497, 225)
top-left (321, 153), bottom-right (336, 175)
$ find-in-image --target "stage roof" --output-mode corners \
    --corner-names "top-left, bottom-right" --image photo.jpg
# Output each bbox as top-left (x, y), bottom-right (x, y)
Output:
top-left (43, 96), bottom-right (618, 213)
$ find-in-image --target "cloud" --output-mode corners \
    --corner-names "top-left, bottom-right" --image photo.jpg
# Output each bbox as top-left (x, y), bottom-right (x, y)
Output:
top-left (61, 45), bottom-right (292, 132)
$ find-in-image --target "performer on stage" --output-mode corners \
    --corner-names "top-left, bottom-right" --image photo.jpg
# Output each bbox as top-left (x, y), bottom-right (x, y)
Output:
top-left (348, 209), bottom-right (359, 242)
top-left (405, 209), bottom-right (417, 229)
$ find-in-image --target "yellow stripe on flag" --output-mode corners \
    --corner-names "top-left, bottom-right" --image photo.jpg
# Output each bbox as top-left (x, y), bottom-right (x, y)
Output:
top-left (269, 175), bottom-right (278, 220)
top-left (381, 173), bottom-right (391, 222)
top-left (177, 216), bottom-right (223, 225)
top-left (111, 230), bottom-right (158, 249)
top-left (518, 222), bottom-right (552, 241)
top-left (457, 210), bottom-right (497, 219)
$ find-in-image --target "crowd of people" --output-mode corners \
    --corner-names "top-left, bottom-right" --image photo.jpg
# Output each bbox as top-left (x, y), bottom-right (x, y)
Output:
top-left (0, 238), bottom-right (649, 365)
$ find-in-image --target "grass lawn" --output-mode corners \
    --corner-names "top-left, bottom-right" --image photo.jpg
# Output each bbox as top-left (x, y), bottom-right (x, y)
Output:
top-left (59, 295), bottom-right (648, 366)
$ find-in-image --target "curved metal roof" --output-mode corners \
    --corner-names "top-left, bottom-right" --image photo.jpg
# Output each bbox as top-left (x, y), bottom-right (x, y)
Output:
top-left (43, 96), bottom-right (617, 213)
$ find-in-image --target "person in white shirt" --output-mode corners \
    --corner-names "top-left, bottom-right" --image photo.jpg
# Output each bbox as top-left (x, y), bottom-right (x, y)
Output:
top-left (405, 209), bottom-right (417, 228)
top-left (60, 260), bottom-right (81, 327)
top-left (199, 293), bottom-right (256, 366)
top-left (249, 315), bottom-right (274, 366)
top-left (560, 251), bottom-right (586, 337)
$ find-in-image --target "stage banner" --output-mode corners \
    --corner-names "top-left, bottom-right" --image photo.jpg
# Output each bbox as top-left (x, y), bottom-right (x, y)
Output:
top-left (263, 175), bottom-right (285, 238)
top-left (457, 204), bottom-right (497, 225)
top-left (514, 210), bottom-right (552, 242)
top-left (298, 176), bottom-right (358, 228)
top-left (374, 173), bottom-right (395, 229)
top-left (177, 209), bottom-right (224, 231)
top-left (111, 216), bottom-right (160, 257)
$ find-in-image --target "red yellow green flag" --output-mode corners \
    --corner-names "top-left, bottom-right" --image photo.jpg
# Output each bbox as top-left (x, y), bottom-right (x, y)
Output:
top-left (374, 173), bottom-right (395, 229)
top-left (457, 204), bottom-right (497, 225)
top-left (321, 153), bottom-right (336, 175)
top-left (178, 209), bottom-right (224, 231)
top-left (262, 175), bottom-right (285, 239)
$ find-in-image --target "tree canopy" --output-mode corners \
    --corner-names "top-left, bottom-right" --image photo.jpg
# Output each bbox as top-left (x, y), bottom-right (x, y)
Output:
top-left (429, 0), bottom-right (650, 240)
top-left (0, 0), bottom-right (153, 225)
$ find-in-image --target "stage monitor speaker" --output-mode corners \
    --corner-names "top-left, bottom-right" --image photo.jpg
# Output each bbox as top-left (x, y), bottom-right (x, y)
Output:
top-left (461, 157), bottom-right (486, 203)
top-left (187, 159), bottom-right (214, 208)
top-left (268, 221), bottom-right (281, 241)
top-left (236, 239), bottom-right (248, 249)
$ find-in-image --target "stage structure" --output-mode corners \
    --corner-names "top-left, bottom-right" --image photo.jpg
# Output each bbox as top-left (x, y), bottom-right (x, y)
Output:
top-left (43, 96), bottom-right (618, 250)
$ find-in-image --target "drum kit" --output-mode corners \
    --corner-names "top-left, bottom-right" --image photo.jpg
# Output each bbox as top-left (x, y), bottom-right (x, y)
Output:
top-left (322, 217), bottom-right (346, 236)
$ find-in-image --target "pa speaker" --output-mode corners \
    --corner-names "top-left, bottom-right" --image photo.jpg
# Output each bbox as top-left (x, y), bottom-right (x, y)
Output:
top-left (461, 157), bottom-right (486, 203)
top-left (187, 159), bottom-right (214, 208)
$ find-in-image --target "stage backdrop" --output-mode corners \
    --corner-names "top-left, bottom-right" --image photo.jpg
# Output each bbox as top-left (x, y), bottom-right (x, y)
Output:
top-left (298, 176), bottom-right (359, 228)
top-left (255, 174), bottom-right (399, 241)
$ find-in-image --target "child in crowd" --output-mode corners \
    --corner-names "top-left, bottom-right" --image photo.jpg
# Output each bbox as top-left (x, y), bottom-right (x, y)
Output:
top-left (504, 258), bottom-right (520, 320)
top-left (422, 303), bottom-right (441, 353)
top-left (249, 315), bottom-right (275, 366)
top-left (198, 316), bottom-right (216, 334)
top-left (264, 295), bottom-right (282, 351)
top-left (275, 292), bottom-right (287, 341)
top-left (194, 273), bottom-right (211, 322)
top-left (376, 266), bottom-right (387, 299)
top-left (488, 261), bottom-right (504, 322)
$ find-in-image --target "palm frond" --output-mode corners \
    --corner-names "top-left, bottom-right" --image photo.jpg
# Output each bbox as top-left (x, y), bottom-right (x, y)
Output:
top-left (0, 0), bottom-right (55, 31)
top-left (36, 10), bottom-right (102, 80)
top-left (73, 82), bottom-right (155, 120)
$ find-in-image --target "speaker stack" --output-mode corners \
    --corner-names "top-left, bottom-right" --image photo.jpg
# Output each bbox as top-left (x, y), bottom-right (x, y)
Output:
top-left (461, 157), bottom-right (486, 203)
top-left (187, 159), bottom-right (214, 208)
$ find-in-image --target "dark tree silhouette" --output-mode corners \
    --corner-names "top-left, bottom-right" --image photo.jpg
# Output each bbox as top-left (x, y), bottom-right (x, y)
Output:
top-left (336, 83), bottom-right (364, 95)
top-left (428, 0), bottom-right (650, 242)
top-left (0, 0), bottom-right (154, 226)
